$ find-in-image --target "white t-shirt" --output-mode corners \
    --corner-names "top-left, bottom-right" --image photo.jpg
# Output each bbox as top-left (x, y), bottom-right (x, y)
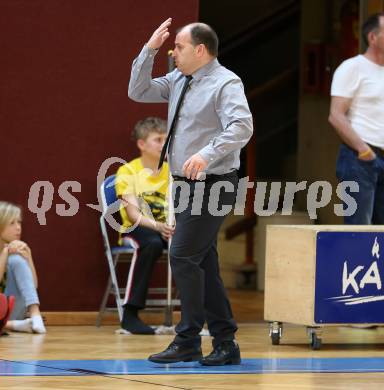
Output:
top-left (331, 54), bottom-right (384, 148)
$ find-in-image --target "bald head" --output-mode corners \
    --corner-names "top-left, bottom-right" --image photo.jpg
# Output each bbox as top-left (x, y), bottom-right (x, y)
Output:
top-left (173, 22), bottom-right (219, 75)
top-left (181, 23), bottom-right (219, 57)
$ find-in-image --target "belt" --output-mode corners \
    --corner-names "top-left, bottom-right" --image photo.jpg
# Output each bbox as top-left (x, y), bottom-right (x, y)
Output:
top-left (172, 171), bottom-right (237, 183)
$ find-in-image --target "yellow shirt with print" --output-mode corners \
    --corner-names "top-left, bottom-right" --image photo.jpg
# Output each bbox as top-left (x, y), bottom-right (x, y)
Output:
top-left (115, 158), bottom-right (169, 242)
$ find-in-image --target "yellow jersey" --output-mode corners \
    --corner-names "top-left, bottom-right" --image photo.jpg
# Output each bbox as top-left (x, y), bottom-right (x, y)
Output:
top-left (115, 158), bottom-right (169, 239)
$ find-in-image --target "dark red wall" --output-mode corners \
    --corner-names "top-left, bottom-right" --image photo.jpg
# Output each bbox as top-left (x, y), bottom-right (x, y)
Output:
top-left (0, 0), bottom-right (198, 310)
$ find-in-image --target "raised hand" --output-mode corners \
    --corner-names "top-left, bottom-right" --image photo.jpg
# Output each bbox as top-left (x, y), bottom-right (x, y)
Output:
top-left (147, 18), bottom-right (172, 50)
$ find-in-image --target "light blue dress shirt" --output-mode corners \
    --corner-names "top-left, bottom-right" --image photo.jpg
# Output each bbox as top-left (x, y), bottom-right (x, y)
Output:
top-left (128, 45), bottom-right (253, 176)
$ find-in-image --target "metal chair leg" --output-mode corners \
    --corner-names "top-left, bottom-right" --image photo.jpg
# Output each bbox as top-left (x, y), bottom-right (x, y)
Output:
top-left (112, 253), bottom-right (123, 322)
top-left (163, 251), bottom-right (173, 326)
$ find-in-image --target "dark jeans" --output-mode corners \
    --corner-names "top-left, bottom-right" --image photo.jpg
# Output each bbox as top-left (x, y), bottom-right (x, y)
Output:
top-left (171, 172), bottom-right (239, 348)
top-left (122, 226), bottom-right (167, 309)
top-left (336, 144), bottom-right (384, 224)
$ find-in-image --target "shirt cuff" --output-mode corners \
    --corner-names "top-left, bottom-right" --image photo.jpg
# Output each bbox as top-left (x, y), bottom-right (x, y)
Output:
top-left (143, 44), bottom-right (159, 57)
top-left (198, 145), bottom-right (216, 164)
top-left (330, 91), bottom-right (354, 98)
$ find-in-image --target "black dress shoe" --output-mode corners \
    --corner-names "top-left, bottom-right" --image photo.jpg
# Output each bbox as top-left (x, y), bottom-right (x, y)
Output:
top-left (200, 340), bottom-right (241, 366)
top-left (148, 341), bottom-right (203, 363)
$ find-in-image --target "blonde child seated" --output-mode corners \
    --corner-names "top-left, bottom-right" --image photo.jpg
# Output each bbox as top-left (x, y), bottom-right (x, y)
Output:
top-left (0, 201), bottom-right (46, 333)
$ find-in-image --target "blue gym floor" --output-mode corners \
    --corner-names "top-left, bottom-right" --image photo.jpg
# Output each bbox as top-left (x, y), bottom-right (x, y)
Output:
top-left (2, 357), bottom-right (384, 376)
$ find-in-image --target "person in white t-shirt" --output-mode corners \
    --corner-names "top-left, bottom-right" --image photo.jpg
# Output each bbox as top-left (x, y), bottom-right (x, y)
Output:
top-left (329, 12), bottom-right (384, 224)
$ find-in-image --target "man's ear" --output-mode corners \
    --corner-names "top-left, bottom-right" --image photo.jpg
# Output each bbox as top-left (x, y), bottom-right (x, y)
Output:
top-left (196, 44), bottom-right (205, 57)
top-left (137, 139), bottom-right (145, 151)
top-left (368, 30), bottom-right (378, 46)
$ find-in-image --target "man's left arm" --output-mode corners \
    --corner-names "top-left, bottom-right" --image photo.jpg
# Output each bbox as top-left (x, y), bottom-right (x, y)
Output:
top-left (183, 79), bottom-right (253, 179)
top-left (201, 79), bottom-right (253, 160)
top-left (186, 79), bottom-right (253, 177)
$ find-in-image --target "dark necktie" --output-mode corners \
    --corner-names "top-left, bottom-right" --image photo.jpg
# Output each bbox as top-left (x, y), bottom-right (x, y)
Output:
top-left (158, 75), bottom-right (193, 170)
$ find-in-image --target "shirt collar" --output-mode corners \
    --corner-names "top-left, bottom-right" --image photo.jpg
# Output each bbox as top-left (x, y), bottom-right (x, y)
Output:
top-left (191, 58), bottom-right (220, 82)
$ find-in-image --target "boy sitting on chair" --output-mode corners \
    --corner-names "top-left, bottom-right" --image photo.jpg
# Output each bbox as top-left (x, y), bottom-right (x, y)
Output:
top-left (115, 117), bottom-right (175, 334)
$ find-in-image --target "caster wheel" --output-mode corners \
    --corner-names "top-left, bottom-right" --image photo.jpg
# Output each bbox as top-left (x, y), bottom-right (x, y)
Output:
top-left (310, 333), bottom-right (322, 350)
top-left (271, 332), bottom-right (280, 345)
top-left (269, 322), bottom-right (282, 345)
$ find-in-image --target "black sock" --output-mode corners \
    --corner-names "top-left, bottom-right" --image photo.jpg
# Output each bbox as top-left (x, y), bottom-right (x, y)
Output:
top-left (123, 304), bottom-right (138, 318)
top-left (121, 316), bottom-right (155, 334)
top-left (121, 305), bottom-right (154, 335)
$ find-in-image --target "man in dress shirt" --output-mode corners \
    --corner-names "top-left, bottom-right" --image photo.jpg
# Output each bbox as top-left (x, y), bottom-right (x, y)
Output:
top-left (128, 18), bottom-right (253, 366)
